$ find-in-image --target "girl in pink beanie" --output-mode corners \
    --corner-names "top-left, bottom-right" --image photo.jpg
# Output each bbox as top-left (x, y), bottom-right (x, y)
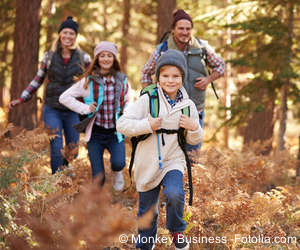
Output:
top-left (59, 41), bottom-right (130, 191)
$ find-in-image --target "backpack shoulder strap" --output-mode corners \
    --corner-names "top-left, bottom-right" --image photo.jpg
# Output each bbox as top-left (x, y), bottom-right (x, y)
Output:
top-left (128, 84), bottom-right (160, 181)
top-left (83, 77), bottom-right (103, 113)
top-left (195, 38), bottom-right (208, 62)
top-left (156, 40), bottom-right (168, 63)
top-left (177, 125), bottom-right (193, 206)
top-left (194, 38), bottom-right (219, 100)
top-left (181, 106), bottom-right (191, 117)
top-left (159, 31), bottom-right (171, 43)
top-left (141, 84), bottom-right (159, 118)
top-left (178, 106), bottom-right (190, 155)
top-left (179, 106), bottom-right (193, 205)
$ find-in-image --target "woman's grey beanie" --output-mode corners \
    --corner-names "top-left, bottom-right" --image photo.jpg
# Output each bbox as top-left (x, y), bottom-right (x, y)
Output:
top-left (155, 49), bottom-right (187, 81)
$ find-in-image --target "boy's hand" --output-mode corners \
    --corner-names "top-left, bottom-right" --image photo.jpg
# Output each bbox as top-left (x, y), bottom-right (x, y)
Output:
top-left (148, 114), bottom-right (162, 131)
top-left (89, 102), bottom-right (97, 112)
top-left (179, 114), bottom-right (199, 131)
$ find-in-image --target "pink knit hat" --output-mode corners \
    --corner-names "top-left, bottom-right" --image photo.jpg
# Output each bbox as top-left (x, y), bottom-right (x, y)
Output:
top-left (94, 41), bottom-right (118, 58)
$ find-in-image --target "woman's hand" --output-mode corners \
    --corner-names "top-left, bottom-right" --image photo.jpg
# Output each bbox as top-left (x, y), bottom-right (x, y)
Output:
top-left (148, 114), bottom-right (162, 131)
top-left (179, 114), bottom-right (199, 131)
top-left (9, 99), bottom-right (21, 109)
top-left (89, 102), bottom-right (97, 112)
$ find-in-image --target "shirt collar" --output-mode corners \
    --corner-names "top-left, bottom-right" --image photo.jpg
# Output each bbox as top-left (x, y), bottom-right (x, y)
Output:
top-left (103, 75), bottom-right (115, 83)
top-left (163, 89), bottom-right (183, 108)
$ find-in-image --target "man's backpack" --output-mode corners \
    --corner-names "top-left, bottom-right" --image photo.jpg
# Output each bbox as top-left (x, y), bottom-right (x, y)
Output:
top-left (128, 84), bottom-right (194, 205)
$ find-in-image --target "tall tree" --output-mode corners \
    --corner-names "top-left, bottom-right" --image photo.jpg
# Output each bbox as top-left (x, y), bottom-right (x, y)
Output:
top-left (297, 136), bottom-right (300, 176)
top-left (277, 2), bottom-right (294, 151)
top-left (103, 0), bottom-right (108, 38)
top-left (120, 0), bottom-right (131, 73)
top-left (0, 40), bottom-right (9, 107)
top-left (157, 0), bottom-right (176, 43)
top-left (242, 36), bottom-right (276, 154)
top-left (0, 0), bottom-right (15, 107)
top-left (222, 0), bottom-right (233, 147)
top-left (224, 0), bottom-right (300, 154)
top-left (8, 0), bottom-right (41, 129)
top-left (45, 0), bottom-right (56, 51)
top-left (243, 88), bottom-right (276, 154)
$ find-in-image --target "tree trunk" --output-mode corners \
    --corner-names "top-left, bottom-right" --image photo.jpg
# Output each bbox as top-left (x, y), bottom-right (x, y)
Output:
top-left (243, 88), bottom-right (275, 155)
top-left (278, 84), bottom-right (288, 150)
top-left (0, 83), bottom-right (3, 108)
top-left (120, 0), bottom-right (131, 74)
top-left (8, 0), bottom-right (41, 130)
top-left (277, 3), bottom-right (294, 151)
top-left (297, 136), bottom-right (300, 176)
top-left (45, 0), bottom-right (55, 51)
top-left (103, 0), bottom-right (108, 38)
top-left (0, 39), bottom-right (9, 107)
top-left (222, 0), bottom-right (233, 148)
top-left (157, 0), bottom-right (176, 43)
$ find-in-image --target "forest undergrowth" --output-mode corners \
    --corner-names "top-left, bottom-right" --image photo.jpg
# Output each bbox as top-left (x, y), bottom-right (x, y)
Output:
top-left (0, 125), bottom-right (299, 250)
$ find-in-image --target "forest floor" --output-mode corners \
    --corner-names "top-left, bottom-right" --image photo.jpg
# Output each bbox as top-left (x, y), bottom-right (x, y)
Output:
top-left (0, 125), bottom-right (300, 250)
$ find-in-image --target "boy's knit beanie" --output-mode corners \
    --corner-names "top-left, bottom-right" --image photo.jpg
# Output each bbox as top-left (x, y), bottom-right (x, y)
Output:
top-left (155, 49), bottom-right (187, 81)
top-left (172, 9), bottom-right (193, 28)
top-left (58, 16), bottom-right (78, 34)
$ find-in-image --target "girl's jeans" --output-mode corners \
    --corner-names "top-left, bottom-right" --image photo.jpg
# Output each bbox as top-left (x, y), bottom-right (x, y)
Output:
top-left (43, 104), bottom-right (80, 174)
top-left (136, 170), bottom-right (186, 250)
top-left (87, 130), bottom-right (125, 184)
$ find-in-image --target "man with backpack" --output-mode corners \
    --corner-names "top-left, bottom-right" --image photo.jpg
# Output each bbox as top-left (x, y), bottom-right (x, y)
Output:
top-left (141, 9), bottom-right (225, 150)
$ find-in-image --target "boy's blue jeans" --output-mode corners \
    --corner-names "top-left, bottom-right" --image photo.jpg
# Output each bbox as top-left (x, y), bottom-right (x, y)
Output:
top-left (43, 104), bottom-right (80, 174)
top-left (87, 131), bottom-right (125, 183)
top-left (185, 109), bottom-right (204, 152)
top-left (136, 170), bottom-right (186, 250)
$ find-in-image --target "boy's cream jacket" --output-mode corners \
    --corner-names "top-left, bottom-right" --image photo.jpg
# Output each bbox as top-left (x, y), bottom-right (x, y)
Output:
top-left (116, 84), bottom-right (203, 192)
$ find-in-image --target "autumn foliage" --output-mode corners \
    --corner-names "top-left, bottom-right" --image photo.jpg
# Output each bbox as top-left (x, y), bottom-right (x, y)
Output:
top-left (0, 124), bottom-right (299, 249)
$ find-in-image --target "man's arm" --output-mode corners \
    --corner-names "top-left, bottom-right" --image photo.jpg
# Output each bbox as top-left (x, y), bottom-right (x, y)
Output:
top-left (205, 43), bottom-right (225, 77)
top-left (141, 48), bottom-right (159, 88)
top-left (195, 43), bottom-right (225, 90)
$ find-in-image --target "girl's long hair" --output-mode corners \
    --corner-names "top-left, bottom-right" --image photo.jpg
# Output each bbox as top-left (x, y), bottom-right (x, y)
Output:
top-left (76, 54), bottom-right (121, 89)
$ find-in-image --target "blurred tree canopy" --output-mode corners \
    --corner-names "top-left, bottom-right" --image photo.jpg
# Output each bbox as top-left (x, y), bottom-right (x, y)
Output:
top-left (1, 0), bottom-right (299, 151)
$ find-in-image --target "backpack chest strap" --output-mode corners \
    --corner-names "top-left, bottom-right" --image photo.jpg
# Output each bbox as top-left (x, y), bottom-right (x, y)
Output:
top-left (156, 128), bottom-right (179, 134)
top-left (156, 128), bottom-right (179, 146)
